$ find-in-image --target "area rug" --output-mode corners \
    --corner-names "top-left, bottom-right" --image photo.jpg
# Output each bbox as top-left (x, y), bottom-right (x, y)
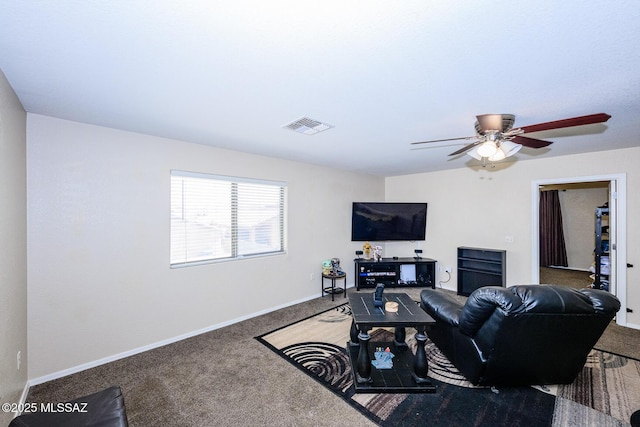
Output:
top-left (256, 303), bottom-right (640, 427)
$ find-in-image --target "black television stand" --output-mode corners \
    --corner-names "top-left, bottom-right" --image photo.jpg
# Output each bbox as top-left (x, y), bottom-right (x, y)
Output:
top-left (354, 257), bottom-right (436, 290)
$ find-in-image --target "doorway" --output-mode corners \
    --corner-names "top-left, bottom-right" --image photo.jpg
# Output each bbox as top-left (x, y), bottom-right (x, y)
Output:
top-left (531, 174), bottom-right (629, 327)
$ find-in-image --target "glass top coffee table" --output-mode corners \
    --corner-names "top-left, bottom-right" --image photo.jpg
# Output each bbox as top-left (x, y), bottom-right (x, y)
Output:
top-left (347, 292), bottom-right (436, 393)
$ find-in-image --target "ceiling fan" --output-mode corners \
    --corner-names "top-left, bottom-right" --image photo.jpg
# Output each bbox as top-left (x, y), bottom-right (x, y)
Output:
top-left (411, 113), bottom-right (611, 162)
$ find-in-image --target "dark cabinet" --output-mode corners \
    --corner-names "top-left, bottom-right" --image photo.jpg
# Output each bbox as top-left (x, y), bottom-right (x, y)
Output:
top-left (457, 247), bottom-right (506, 296)
top-left (354, 257), bottom-right (436, 290)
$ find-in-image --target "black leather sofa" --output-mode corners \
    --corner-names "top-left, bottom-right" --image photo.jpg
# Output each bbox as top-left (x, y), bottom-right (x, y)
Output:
top-left (9, 386), bottom-right (128, 427)
top-left (420, 285), bottom-right (621, 386)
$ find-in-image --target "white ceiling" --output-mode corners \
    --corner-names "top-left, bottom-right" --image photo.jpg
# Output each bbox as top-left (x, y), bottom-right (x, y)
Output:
top-left (1, 1), bottom-right (639, 176)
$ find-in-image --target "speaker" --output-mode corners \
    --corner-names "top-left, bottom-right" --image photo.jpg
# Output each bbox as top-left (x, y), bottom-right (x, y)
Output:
top-left (417, 273), bottom-right (431, 286)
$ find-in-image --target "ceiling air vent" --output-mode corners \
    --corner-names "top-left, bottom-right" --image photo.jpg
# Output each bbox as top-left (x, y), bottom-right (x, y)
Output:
top-left (282, 117), bottom-right (333, 135)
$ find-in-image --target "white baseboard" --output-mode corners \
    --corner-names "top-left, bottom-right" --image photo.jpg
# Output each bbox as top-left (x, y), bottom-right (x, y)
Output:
top-left (545, 265), bottom-right (591, 272)
top-left (19, 381), bottom-right (29, 404)
top-left (9, 381), bottom-right (31, 418)
top-left (29, 292), bottom-right (326, 386)
top-left (622, 321), bottom-right (640, 331)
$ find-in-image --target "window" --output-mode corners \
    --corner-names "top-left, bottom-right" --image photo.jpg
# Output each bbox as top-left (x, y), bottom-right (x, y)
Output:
top-left (171, 171), bottom-right (286, 267)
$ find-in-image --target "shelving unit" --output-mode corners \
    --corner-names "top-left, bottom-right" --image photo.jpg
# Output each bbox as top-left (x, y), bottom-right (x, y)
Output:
top-left (457, 247), bottom-right (506, 296)
top-left (593, 206), bottom-right (610, 290)
top-left (353, 257), bottom-right (436, 290)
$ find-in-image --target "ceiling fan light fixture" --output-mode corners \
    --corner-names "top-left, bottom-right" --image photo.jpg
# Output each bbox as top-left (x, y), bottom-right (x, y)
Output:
top-left (488, 149), bottom-right (506, 162)
top-left (477, 140), bottom-right (498, 157)
top-left (466, 147), bottom-right (483, 160)
top-left (499, 140), bottom-right (522, 157)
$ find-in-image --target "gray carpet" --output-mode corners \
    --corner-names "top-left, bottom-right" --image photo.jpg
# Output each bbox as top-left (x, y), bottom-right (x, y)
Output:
top-left (25, 294), bottom-right (371, 427)
top-left (22, 286), bottom-right (640, 426)
top-left (540, 266), bottom-right (593, 289)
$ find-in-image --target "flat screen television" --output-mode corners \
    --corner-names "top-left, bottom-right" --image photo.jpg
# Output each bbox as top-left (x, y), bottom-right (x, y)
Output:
top-left (351, 202), bottom-right (427, 241)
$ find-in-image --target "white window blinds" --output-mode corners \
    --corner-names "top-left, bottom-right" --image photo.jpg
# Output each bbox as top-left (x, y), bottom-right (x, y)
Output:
top-left (171, 171), bottom-right (286, 267)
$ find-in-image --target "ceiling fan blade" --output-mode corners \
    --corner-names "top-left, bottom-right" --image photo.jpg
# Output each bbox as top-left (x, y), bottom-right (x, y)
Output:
top-left (411, 136), bottom-right (474, 145)
top-left (448, 140), bottom-right (481, 156)
top-left (512, 135), bottom-right (553, 149)
top-left (520, 113), bottom-right (611, 134)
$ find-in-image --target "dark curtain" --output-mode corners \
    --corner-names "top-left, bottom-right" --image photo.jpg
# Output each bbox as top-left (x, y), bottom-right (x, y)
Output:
top-left (539, 190), bottom-right (568, 267)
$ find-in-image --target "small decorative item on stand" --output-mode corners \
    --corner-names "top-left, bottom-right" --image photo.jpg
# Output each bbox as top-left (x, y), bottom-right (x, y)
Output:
top-left (362, 241), bottom-right (372, 259)
top-left (330, 258), bottom-right (344, 275)
top-left (373, 245), bottom-right (383, 262)
top-left (322, 259), bottom-right (332, 275)
top-left (355, 250), bottom-right (363, 259)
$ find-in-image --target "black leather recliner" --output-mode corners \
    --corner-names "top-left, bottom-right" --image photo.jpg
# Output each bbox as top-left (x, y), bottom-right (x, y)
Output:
top-left (9, 386), bottom-right (128, 427)
top-left (420, 285), bottom-right (621, 386)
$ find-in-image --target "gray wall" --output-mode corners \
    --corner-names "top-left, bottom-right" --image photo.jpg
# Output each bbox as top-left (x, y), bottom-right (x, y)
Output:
top-left (559, 187), bottom-right (609, 270)
top-left (26, 114), bottom-right (384, 381)
top-left (0, 69), bottom-right (27, 425)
